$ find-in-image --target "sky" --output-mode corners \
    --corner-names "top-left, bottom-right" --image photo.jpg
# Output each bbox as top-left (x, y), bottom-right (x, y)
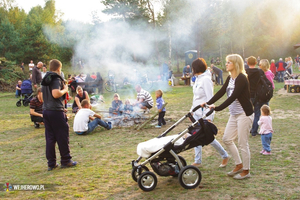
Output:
top-left (14, 0), bottom-right (108, 23)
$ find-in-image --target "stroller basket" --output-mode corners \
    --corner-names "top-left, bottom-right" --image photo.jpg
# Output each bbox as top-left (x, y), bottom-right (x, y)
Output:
top-left (167, 119), bottom-right (217, 155)
top-left (131, 105), bottom-right (217, 191)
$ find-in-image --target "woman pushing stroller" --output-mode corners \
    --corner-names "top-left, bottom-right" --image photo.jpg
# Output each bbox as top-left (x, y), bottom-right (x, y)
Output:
top-left (200, 54), bottom-right (254, 180)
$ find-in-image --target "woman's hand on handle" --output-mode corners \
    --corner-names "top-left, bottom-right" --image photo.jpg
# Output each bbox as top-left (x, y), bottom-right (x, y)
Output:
top-left (200, 102), bottom-right (206, 107)
top-left (200, 103), bottom-right (215, 110)
top-left (208, 104), bottom-right (215, 110)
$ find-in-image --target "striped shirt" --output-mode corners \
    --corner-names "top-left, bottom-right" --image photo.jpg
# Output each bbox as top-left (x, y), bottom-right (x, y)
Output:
top-left (30, 97), bottom-right (43, 115)
top-left (137, 89), bottom-right (153, 107)
top-left (227, 78), bottom-right (244, 115)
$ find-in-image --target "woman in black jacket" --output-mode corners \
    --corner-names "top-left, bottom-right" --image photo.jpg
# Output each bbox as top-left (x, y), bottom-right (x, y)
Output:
top-left (201, 54), bottom-right (254, 180)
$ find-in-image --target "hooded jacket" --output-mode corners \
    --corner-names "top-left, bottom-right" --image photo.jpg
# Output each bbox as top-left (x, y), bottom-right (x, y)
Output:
top-left (41, 72), bottom-right (66, 111)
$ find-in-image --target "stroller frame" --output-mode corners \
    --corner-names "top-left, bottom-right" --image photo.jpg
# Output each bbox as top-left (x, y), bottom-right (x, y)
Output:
top-left (131, 105), bottom-right (215, 191)
top-left (16, 93), bottom-right (33, 107)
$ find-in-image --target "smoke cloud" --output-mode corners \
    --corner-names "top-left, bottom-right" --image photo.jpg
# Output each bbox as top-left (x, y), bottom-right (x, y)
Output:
top-left (44, 0), bottom-right (300, 93)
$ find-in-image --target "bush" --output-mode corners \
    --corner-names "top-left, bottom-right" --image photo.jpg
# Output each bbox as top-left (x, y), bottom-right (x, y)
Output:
top-left (0, 57), bottom-right (28, 91)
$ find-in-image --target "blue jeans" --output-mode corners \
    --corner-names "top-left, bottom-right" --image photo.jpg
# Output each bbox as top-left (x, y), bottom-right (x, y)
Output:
top-left (75, 118), bottom-right (111, 135)
top-left (261, 133), bottom-right (272, 152)
top-left (277, 71), bottom-right (284, 82)
top-left (216, 72), bottom-right (223, 85)
top-left (15, 90), bottom-right (21, 97)
top-left (194, 139), bottom-right (228, 164)
top-left (250, 98), bottom-right (267, 136)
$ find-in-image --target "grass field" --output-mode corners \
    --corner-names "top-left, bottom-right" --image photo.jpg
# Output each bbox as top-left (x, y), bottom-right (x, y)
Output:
top-left (1, 81), bottom-right (300, 200)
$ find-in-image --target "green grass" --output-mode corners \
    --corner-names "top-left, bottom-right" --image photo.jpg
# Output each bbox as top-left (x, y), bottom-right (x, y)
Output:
top-left (1, 81), bottom-right (300, 199)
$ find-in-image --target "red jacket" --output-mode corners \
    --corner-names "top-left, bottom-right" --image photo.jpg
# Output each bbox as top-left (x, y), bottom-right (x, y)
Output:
top-left (270, 63), bottom-right (276, 75)
top-left (275, 61), bottom-right (287, 72)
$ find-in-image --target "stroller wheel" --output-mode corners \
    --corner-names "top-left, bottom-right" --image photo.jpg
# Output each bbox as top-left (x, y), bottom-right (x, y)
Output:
top-left (138, 171), bottom-right (157, 192)
top-left (16, 101), bottom-right (22, 107)
top-left (131, 165), bottom-right (149, 182)
top-left (23, 100), bottom-right (29, 107)
top-left (178, 165), bottom-right (201, 189)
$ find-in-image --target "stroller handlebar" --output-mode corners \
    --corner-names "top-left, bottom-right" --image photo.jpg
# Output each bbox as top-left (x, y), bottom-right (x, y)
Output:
top-left (205, 108), bottom-right (214, 117)
top-left (192, 105), bottom-right (202, 112)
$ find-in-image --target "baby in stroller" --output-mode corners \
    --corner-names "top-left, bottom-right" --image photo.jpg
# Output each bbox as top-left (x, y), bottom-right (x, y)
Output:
top-left (16, 79), bottom-right (33, 107)
top-left (131, 106), bottom-right (217, 191)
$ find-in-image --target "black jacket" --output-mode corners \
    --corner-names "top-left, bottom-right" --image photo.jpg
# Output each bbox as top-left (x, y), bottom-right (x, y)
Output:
top-left (246, 68), bottom-right (265, 98)
top-left (207, 73), bottom-right (253, 116)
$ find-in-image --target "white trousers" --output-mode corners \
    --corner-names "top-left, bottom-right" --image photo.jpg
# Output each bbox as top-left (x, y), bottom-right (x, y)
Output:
top-left (223, 113), bottom-right (253, 170)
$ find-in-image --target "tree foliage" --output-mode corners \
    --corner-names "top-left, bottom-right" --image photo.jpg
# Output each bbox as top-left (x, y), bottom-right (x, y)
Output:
top-left (0, 0), bottom-right (73, 65)
top-left (1, 0), bottom-right (300, 75)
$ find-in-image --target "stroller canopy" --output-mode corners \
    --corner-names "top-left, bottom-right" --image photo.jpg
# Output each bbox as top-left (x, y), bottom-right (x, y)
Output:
top-left (21, 79), bottom-right (32, 94)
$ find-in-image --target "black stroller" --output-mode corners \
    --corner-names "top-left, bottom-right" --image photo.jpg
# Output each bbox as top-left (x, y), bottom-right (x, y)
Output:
top-left (16, 79), bottom-right (33, 107)
top-left (131, 105), bottom-right (217, 191)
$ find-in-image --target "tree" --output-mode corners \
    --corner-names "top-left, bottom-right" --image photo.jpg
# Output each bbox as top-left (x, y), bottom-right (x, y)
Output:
top-left (7, 6), bottom-right (27, 31)
top-left (0, 18), bottom-right (20, 61)
top-left (101, 0), bottom-right (150, 22)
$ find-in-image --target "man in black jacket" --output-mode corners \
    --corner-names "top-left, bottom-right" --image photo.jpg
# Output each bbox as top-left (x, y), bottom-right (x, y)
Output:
top-left (42, 59), bottom-right (77, 171)
top-left (246, 56), bottom-right (266, 136)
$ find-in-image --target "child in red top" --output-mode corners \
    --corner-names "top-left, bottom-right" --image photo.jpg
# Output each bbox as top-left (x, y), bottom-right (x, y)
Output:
top-left (257, 105), bottom-right (273, 155)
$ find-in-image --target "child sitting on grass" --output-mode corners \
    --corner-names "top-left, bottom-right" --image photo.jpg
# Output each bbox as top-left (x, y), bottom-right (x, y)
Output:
top-left (258, 105), bottom-right (273, 155)
top-left (155, 89), bottom-right (166, 128)
top-left (123, 99), bottom-right (133, 114)
top-left (73, 99), bottom-right (112, 135)
top-left (110, 93), bottom-right (123, 115)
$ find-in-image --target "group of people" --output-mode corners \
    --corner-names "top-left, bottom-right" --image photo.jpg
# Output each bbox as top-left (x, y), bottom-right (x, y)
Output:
top-left (244, 56), bottom-right (298, 83)
top-left (18, 55), bottom-right (278, 181)
top-left (67, 72), bottom-right (104, 95)
top-left (188, 54), bottom-right (275, 180)
top-left (182, 63), bottom-right (224, 86)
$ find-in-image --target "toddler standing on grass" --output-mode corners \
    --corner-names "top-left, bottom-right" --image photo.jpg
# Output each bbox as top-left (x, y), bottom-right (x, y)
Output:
top-left (155, 89), bottom-right (166, 128)
top-left (258, 105), bottom-right (273, 155)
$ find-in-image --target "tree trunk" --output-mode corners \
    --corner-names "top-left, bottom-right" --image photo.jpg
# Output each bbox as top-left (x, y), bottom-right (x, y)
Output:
top-left (146, 0), bottom-right (160, 63)
top-left (219, 42), bottom-right (223, 68)
top-left (176, 50), bottom-right (179, 73)
top-left (168, 22), bottom-right (172, 68)
top-left (242, 42), bottom-right (245, 59)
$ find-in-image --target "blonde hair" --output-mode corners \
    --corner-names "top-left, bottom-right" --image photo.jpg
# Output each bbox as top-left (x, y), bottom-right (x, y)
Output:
top-left (113, 93), bottom-right (120, 99)
top-left (261, 105), bottom-right (271, 116)
top-left (226, 54), bottom-right (247, 77)
top-left (76, 86), bottom-right (83, 93)
top-left (125, 99), bottom-right (131, 104)
top-left (259, 59), bottom-right (270, 72)
top-left (271, 59), bottom-right (275, 63)
top-left (156, 89), bottom-right (163, 97)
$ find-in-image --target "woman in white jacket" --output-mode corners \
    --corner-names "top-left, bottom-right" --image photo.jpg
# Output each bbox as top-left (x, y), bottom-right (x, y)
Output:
top-left (190, 58), bottom-right (229, 168)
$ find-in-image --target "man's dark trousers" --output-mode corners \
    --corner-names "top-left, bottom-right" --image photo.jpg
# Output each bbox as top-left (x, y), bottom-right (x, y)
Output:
top-left (43, 110), bottom-right (72, 167)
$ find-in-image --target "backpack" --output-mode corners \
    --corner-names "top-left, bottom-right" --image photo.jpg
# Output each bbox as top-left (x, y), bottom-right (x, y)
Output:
top-left (255, 73), bottom-right (273, 103)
